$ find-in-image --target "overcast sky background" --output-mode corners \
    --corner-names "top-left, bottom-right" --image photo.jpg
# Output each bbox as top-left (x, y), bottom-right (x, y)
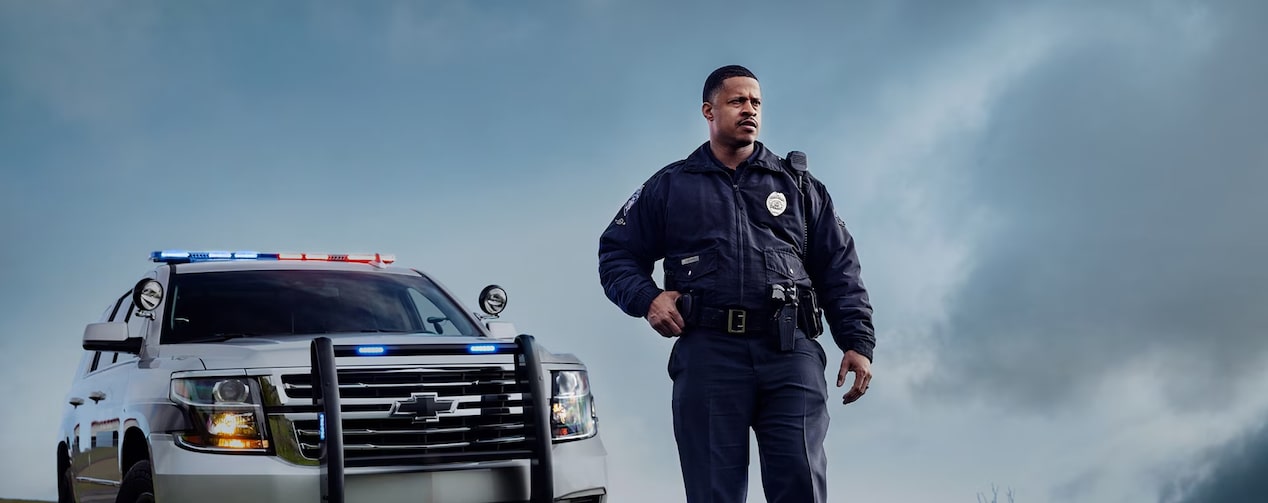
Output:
top-left (2, 1), bottom-right (1265, 501)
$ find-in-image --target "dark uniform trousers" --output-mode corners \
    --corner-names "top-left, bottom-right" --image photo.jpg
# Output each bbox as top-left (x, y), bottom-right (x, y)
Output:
top-left (668, 328), bottom-right (829, 503)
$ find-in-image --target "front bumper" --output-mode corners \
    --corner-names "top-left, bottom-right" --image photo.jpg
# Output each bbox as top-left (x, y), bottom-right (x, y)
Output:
top-left (150, 433), bottom-right (607, 502)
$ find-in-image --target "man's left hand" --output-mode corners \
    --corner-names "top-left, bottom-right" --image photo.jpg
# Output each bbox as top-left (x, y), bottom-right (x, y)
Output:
top-left (837, 350), bottom-right (872, 405)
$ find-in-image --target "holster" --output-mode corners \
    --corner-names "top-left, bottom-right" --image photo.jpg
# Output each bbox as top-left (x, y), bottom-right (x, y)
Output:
top-left (674, 293), bottom-right (696, 336)
top-left (798, 289), bottom-right (824, 339)
top-left (776, 303), bottom-right (798, 351)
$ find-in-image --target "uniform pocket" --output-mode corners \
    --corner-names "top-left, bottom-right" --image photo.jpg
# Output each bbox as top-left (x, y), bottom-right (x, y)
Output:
top-left (764, 248), bottom-right (809, 284)
top-left (667, 337), bottom-right (687, 381)
top-left (794, 336), bottom-right (828, 370)
top-left (665, 249), bottom-right (719, 293)
top-left (812, 337), bottom-right (827, 369)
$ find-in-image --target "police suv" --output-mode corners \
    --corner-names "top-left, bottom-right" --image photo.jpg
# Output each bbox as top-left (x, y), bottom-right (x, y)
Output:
top-left (57, 251), bottom-right (607, 503)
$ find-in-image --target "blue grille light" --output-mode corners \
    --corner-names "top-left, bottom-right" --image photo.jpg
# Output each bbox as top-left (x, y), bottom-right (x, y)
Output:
top-left (468, 344), bottom-right (498, 354)
top-left (319, 413), bottom-right (326, 441)
top-left (356, 346), bottom-right (387, 356)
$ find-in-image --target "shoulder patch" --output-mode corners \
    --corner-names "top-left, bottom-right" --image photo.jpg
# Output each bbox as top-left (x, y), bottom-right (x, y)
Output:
top-left (615, 185), bottom-right (643, 226)
top-left (624, 185), bottom-right (643, 216)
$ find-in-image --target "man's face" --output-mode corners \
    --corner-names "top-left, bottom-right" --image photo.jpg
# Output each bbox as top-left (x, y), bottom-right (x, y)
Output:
top-left (704, 76), bottom-right (761, 148)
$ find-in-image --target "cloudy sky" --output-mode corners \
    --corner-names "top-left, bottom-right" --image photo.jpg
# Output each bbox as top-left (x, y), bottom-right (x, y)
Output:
top-left (1, 1), bottom-right (1264, 501)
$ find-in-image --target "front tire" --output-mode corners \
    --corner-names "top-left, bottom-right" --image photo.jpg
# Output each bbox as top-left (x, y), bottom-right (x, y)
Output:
top-left (115, 460), bottom-right (154, 503)
top-left (57, 446), bottom-right (74, 503)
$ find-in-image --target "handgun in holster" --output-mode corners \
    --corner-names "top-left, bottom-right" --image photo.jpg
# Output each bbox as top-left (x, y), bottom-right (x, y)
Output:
top-left (673, 293), bottom-right (695, 337)
top-left (770, 284), bottom-right (799, 351)
top-left (798, 288), bottom-right (824, 339)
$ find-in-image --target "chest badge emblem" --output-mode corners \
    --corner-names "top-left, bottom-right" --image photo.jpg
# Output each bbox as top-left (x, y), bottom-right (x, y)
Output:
top-left (766, 191), bottom-right (787, 217)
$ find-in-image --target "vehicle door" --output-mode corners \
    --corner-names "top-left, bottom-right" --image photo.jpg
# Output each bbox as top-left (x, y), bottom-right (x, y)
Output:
top-left (68, 292), bottom-right (126, 500)
top-left (66, 350), bottom-right (101, 500)
top-left (95, 296), bottom-right (149, 500)
top-left (80, 291), bottom-right (144, 501)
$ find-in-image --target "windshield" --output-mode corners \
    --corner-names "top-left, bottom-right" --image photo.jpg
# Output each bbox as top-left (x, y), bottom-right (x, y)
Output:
top-left (162, 270), bottom-right (481, 343)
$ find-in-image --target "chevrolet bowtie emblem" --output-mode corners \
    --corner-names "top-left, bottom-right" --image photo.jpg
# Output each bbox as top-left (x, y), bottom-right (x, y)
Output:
top-left (389, 392), bottom-right (458, 423)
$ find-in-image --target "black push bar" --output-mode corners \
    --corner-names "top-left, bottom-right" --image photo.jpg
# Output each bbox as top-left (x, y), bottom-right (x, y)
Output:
top-left (310, 335), bottom-right (554, 503)
top-left (515, 334), bottom-right (556, 502)
top-left (311, 337), bottom-right (345, 503)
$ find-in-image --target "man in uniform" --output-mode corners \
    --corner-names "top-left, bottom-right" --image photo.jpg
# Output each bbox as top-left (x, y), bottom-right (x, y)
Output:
top-left (597, 65), bottom-right (875, 502)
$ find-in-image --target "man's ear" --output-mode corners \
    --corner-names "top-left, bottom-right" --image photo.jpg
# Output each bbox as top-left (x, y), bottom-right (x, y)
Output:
top-left (702, 102), bottom-right (713, 121)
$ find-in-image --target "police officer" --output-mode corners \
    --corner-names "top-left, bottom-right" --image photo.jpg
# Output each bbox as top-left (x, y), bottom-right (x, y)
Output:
top-left (598, 65), bottom-right (875, 503)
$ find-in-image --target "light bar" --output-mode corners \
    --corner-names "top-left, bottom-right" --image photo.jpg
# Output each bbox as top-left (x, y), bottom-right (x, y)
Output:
top-left (468, 344), bottom-right (499, 354)
top-left (154, 250), bottom-right (191, 261)
top-left (276, 253), bottom-right (396, 264)
top-left (355, 346), bottom-right (387, 356)
top-left (150, 251), bottom-right (396, 265)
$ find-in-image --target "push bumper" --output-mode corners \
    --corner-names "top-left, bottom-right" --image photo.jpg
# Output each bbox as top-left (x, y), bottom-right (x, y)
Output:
top-left (150, 433), bottom-right (606, 503)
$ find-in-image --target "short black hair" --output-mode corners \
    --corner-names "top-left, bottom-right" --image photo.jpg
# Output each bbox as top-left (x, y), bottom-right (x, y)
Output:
top-left (703, 65), bottom-right (758, 103)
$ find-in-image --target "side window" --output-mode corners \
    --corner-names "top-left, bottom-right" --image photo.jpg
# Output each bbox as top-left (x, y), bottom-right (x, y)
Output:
top-left (123, 298), bottom-right (147, 362)
top-left (107, 292), bottom-right (129, 322)
top-left (409, 289), bottom-right (459, 335)
top-left (99, 303), bottom-right (116, 323)
top-left (88, 351), bottom-right (104, 373)
top-left (126, 299), bottom-right (148, 336)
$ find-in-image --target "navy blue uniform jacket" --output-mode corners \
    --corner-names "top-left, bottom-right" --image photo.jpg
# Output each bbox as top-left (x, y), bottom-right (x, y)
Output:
top-left (598, 142), bottom-right (876, 361)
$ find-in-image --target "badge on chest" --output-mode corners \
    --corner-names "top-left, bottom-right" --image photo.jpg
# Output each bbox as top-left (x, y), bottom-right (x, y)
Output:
top-left (766, 191), bottom-right (787, 217)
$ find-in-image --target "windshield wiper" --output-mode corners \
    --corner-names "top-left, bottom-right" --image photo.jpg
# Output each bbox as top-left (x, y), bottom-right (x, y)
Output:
top-left (182, 333), bottom-right (257, 344)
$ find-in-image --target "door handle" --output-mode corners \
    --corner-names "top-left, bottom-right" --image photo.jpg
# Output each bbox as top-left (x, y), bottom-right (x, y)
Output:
top-left (88, 391), bottom-right (106, 403)
top-left (69, 397), bottom-right (85, 407)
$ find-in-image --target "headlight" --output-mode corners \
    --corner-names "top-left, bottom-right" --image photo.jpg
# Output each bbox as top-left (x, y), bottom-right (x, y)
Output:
top-left (171, 377), bottom-right (270, 452)
top-left (550, 370), bottom-right (597, 441)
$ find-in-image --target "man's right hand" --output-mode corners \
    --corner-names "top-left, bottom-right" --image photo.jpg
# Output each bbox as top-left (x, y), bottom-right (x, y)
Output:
top-left (645, 291), bottom-right (685, 337)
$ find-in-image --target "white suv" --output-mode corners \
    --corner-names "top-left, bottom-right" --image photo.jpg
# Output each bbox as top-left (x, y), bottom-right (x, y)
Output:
top-left (57, 251), bottom-right (607, 503)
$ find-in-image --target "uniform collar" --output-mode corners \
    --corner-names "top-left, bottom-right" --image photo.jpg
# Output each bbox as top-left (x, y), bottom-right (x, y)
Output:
top-left (684, 141), bottom-right (783, 173)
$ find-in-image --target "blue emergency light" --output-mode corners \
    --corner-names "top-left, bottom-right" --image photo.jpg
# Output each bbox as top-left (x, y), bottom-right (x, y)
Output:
top-left (467, 344), bottom-right (499, 354)
top-left (356, 346), bottom-right (387, 356)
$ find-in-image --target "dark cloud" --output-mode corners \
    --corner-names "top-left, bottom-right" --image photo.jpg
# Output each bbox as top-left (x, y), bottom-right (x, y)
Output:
top-left (1162, 420), bottom-right (1268, 503)
top-left (921, 0), bottom-right (1268, 411)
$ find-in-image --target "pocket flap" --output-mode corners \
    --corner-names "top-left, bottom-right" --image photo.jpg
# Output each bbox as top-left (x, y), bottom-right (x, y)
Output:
top-left (765, 249), bottom-right (808, 281)
top-left (666, 250), bottom-right (719, 280)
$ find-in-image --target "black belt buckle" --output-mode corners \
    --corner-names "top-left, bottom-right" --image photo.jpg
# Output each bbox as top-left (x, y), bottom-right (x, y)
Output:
top-left (726, 309), bottom-right (747, 334)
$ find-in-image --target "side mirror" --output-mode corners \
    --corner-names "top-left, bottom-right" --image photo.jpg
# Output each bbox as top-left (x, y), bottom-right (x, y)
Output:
top-left (478, 285), bottom-right (508, 318)
top-left (83, 322), bottom-right (142, 354)
top-left (485, 321), bottom-right (518, 339)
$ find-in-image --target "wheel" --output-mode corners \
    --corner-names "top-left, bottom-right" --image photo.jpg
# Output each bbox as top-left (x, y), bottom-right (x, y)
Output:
top-left (57, 446), bottom-right (75, 503)
top-left (115, 460), bottom-right (155, 503)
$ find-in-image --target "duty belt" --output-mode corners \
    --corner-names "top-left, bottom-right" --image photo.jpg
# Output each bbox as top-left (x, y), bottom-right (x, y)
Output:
top-left (695, 306), bottom-right (777, 335)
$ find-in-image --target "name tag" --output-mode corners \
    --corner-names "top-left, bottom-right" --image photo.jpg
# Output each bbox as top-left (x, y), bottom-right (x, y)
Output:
top-left (681, 256), bottom-right (700, 265)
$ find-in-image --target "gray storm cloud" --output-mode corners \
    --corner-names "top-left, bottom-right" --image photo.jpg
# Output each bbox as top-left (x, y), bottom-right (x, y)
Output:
top-left (1162, 421), bottom-right (1268, 503)
top-left (903, 1), bottom-right (1268, 498)
top-left (918, 0), bottom-right (1268, 411)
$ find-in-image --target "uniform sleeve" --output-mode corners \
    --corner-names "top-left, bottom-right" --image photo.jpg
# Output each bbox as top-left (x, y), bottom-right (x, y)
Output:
top-left (804, 178), bottom-right (876, 361)
top-left (598, 175), bottom-right (667, 318)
